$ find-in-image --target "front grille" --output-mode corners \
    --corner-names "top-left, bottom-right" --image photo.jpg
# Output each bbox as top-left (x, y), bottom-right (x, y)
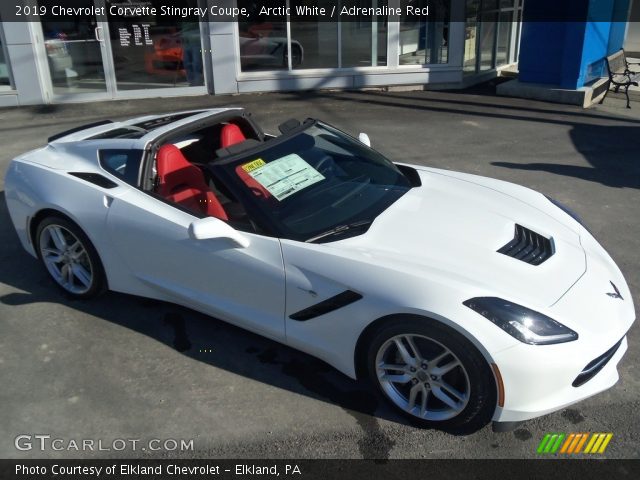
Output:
top-left (497, 224), bottom-right (554, 266)
top-left (572, 338), bottom-right (624, 387)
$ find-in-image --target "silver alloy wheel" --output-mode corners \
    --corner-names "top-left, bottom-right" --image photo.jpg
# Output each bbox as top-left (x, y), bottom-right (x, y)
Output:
top-left (375, 334), bottom-right (471, 421)
top-left (39, 224), bottom-right (93, 295)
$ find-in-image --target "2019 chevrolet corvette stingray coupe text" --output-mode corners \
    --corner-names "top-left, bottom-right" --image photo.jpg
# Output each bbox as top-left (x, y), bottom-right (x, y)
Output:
top-left (5, 108), bottom-right (635, 432)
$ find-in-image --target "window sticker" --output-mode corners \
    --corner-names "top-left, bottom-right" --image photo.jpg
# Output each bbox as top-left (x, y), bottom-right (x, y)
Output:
top-left (244, 154), bottom-right (325, 201)
top-left (241, 158), bottom-right (266, 173)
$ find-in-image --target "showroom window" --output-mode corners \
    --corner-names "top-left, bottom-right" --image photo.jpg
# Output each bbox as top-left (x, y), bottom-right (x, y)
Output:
top-left (238, 0), bottom-right (388, 72)
top-left (290, 0), bottom-right (339, 70)
top-left (399, 0), bottom-right (450, 65)
top-left (0, 19), bottom-right (14, 90)
top-left (238, 3), bottom-right (290, 71)
top-left (464, 0), bottom-right (523, 74)
top-left (341, 6), bottom-right (388, 67)
top-left (106, 2), bottom-right (205, 90)
top-left (37, 0), bottom-right (205, 97)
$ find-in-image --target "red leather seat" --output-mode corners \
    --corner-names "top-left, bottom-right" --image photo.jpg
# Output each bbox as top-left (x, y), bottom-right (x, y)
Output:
top-left (220, 124), bottom-right (272, 200)
top-left (156, 144), bottom-right (228, 220)
top-left (220, 123), bottom-right (247, 149)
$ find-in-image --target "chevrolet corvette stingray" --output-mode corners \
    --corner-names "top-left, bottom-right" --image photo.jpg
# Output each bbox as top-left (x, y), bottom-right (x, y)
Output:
top-left (5, 108), bottom-right (635, 432)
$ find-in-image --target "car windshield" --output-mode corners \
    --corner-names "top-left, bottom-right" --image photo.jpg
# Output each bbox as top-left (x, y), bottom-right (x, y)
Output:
top-left (214, 121), bottom-right (412, 242)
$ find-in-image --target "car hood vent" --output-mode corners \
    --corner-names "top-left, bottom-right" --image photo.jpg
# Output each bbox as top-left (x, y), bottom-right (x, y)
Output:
top-left (498, 224), bottom-right (554, 266)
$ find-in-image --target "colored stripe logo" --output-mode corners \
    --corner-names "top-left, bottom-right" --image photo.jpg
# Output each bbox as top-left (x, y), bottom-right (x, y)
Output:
top-left (537, 433), bottom-right (613, 454)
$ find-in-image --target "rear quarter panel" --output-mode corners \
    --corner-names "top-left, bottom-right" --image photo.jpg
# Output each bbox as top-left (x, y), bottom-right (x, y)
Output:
top-left (5, 158), bottom-right (136, 294)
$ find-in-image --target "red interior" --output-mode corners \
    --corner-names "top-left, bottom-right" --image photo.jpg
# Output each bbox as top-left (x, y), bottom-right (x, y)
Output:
top-left (156, 144), bottom-right (228, 220)
top-left (220, 123), bottom-right (247, 149)
top-left (220, 124), bottom-right (272, 200)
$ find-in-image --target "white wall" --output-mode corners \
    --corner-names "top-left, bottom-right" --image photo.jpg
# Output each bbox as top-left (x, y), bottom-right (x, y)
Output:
top-left (0, 1), bottom-right (48, 105)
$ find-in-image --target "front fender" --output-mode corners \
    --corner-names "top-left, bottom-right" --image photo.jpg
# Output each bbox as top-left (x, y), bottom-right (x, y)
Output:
top-left (281, 238), bottom-right (519, 379)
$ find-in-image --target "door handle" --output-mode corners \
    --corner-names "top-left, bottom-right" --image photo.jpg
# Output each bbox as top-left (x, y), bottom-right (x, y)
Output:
top-left (95, 26), bottom-right (104, 42)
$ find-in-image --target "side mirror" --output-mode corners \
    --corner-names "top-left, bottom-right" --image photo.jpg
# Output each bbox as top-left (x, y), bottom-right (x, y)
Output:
top-left (358, 132), bottom-right (371, 147)
top-left (188, 217), bottom-right (250, 248)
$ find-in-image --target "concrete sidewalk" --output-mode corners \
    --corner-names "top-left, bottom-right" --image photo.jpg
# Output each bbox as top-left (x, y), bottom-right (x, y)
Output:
top-left (0, 87), bottom-right (639, 459)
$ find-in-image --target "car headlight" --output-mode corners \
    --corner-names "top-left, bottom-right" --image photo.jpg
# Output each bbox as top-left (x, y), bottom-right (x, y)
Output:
top-left (463, 297), bottom-right (578, 345)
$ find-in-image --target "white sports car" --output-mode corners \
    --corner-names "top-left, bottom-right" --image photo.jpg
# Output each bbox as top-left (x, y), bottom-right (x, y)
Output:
top-left (5, 108), bottom-right (635, 433)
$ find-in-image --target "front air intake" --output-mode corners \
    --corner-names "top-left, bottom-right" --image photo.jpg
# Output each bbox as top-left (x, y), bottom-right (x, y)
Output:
top-left (572, 338), bottom-right (623, 387)
top-left (497, 224), bottom-right (554, 266)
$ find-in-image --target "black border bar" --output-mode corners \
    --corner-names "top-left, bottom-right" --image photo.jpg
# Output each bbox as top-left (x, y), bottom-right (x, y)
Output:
top-left (0, 1), bottom-right (636, 22)
top-left (2, 459), bottom-right (639, 480)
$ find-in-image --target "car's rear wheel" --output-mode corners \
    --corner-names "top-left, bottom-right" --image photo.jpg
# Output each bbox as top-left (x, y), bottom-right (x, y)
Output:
top-left (366, 318), bottom-right (496, 433)
top-left (36, 216), bottom-right (106, 299)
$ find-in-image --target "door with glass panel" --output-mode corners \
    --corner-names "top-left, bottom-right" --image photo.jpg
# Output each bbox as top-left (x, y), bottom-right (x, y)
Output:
top-left (105, 0), bottom-right (206, 92)
top-left (38, 0), bottom-right (113, 99)
top-left (464, 0), bottom-right (522, 75)
top-left (38, 0), bottom-right (206, 100)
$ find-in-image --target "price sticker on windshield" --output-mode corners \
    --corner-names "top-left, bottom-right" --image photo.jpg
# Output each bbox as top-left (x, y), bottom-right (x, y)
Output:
top-left (246, 154), bottom-right (325, 201)
top-left (241, 158), bottom-right (266, 173)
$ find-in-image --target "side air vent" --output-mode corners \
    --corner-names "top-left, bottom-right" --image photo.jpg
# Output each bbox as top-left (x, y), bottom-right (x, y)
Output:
top-left (290, 290), bottom-right (363, 321)
top-left (497, 224), bottom-right (554, 266)
top-left (69, 172), bottom-right (118, 189)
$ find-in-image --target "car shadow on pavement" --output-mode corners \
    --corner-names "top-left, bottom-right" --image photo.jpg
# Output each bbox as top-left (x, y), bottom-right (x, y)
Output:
top-left (0, 192), bottom-right (423, 447)
top-left (492, 124), bottom-right (640, 190)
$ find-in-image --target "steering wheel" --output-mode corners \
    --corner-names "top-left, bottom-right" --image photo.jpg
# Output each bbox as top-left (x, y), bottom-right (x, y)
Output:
top-left (314, 155), bottom-right (336, 177)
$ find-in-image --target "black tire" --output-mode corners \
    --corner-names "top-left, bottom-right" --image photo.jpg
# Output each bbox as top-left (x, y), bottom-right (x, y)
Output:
top-left (283, 45), bottom-right (303, 68)
top-left (291, 45), bottom-right (302, 67)
top-left (35, 215), bottom-right (107, 299)
top-left (366, 318), bottom-right (496, 434)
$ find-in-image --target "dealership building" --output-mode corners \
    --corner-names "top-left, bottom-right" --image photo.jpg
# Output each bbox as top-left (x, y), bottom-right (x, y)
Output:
top-left (0, 0), bottom-right (638, 106)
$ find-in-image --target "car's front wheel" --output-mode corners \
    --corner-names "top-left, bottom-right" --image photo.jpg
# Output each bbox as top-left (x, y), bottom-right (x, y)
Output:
top-left (283, 45), bottom-right (303, 68)
top-left (35, 216), bottom-right (106, 299)
top-left (366, 318), bottom-right (496, 433)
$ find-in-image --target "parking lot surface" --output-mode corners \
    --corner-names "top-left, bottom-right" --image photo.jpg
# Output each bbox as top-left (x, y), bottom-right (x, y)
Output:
top-left (1, 85), bottom-right (638, 458)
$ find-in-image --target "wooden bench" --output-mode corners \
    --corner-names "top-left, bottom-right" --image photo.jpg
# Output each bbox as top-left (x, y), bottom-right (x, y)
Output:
top-left (599, 49), bottom-right (640, 108)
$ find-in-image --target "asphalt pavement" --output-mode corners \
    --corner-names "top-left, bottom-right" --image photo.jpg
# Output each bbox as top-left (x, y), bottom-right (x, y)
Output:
top-left (0, 83), bottom-right (639, 459)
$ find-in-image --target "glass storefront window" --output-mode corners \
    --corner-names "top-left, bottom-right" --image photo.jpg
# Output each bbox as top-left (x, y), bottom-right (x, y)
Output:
top-left (399, 0), bottom-right (450, 65)
top-left (478, 10), bottom-right (498, 71)
top-left (464, 0), bottom-right (520, 75)
top-left (38, 0), bottom-right (108, 95)
top-left (464, 0), bottom-right (480, 72)
top-left (514, 4), bottom-right (523, 62)
top-left (496, 10), bottom-right (513, 66)
top-left (106, 0), bottom-right (205, 90)
top-left (341, 3), bottom-right (388, 67)
top-left (0, 24), bottom-right (12, 89)
top-left (238, 0), bottom-right (388, 72)
top-left (238, 1), bottom-right (289, 71)
top-left (38, 0), bottom-right (205, 96)
top-left (290, 0), bottom-right (338, 70)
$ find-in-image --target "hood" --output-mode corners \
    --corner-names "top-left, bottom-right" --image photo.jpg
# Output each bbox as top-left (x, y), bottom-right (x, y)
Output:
top-left (338, 168), bottom-right (586, 307)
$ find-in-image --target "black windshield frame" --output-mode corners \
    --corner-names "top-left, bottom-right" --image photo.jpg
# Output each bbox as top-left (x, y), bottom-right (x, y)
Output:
top-left (209, 120), bottom-right (413, 242)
